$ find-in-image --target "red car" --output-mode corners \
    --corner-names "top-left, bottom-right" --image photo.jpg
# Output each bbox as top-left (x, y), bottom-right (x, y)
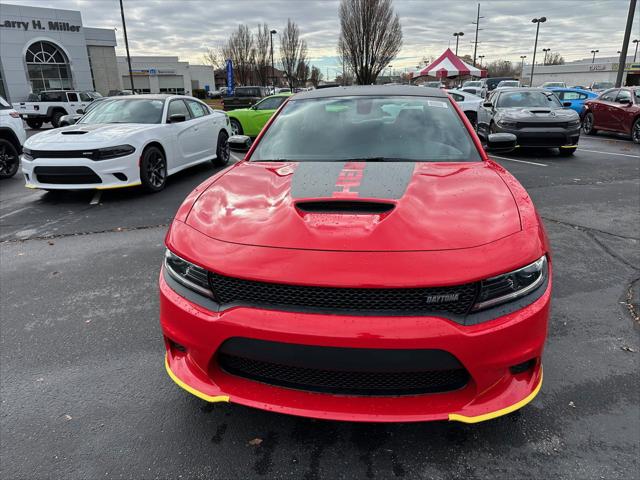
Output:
top-left (160, 86), bottom-right (551, 423)
top-left (582, 87), bottom-right (640, 143)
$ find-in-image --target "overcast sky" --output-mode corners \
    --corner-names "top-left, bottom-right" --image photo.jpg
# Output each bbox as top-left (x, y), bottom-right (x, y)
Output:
top-left (4, 0), bottom-right (638, 76)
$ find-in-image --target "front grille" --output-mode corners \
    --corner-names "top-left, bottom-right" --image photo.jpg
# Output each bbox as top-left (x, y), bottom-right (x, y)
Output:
top-left (518, 135), bottom-right (566, 147)
top-left (218, 338), bottom-right (470, 396)
top-left (516, 122), bottom-right (567, 129)
top-left (34, 166), bottom-right (101, 184)
top-left (27, 149), bottom-right (94, 159)
top-left (209, 271), bottom-right (478, 316)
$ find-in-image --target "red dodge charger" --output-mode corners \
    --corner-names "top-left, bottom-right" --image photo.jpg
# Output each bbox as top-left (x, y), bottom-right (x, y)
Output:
top-left (160, 86), bottom-right (551, 423)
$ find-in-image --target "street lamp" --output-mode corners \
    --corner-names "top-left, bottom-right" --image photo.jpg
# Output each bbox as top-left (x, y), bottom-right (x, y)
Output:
top-left (590, 49), bottom-right (599, 63)
top-left (520, 55), bottom-right (527, 81)
top-left (542, 48), bottom-right (551, 65)
top-left (530, 17), bottom-right (546, 85)
top-left (453, 32), bottom-right (464, 56)
top-left (633, 39), bottom-right (639, 62)
top-left (387, 64), bottom-right (393, 80)
top-left (478, 54), bottom-right (485, 66)
top-left (270, 29), bottom-right (277, 87)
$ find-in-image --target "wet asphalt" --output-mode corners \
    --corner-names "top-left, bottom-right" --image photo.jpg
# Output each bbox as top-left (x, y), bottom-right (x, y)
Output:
top-left (1, 128), bottom-right (638, 479)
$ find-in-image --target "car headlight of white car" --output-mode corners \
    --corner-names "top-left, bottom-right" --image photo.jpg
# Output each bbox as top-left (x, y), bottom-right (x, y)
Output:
top-left (497, 118), bottom-right (518, 128)
top-left (91, 144), bottom-right (136, 160)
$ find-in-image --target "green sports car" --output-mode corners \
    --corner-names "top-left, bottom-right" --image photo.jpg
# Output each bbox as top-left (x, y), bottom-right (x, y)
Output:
top-left (227, 93), bottom-right (292, 137)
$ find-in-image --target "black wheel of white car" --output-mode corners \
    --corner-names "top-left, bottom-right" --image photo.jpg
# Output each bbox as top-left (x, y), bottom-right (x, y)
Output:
top-left (213, 131), bottom-right (230, 167)
top-left (51, 111), bottom-right (64, 129)
top-left (558, 148), bottom-right (576, 157)
top-left (26, 119), bottom-right (43, 130)
top-left (230, 118), bottom-right (243, 136)
top-left (582, 113), bottom-right (597, 135)
top-left (140, 146), bottom-right (167, 192)
top-left (632, 118), bottom-right (640, 144)
top-left (0, 139), bottom-right (20, 179)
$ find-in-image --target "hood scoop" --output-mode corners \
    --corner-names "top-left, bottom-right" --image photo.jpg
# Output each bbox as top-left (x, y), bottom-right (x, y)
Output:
top-left (295, 200), bottom-right (395, 215)
top-left (61, 130), bottom-right (89, 135)
top-left (529, 109), bottom-right (552, 114)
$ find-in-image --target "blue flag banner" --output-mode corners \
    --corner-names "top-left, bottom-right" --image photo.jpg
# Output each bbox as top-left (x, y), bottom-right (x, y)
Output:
top-left (226, 59), bottom-right (234, 96)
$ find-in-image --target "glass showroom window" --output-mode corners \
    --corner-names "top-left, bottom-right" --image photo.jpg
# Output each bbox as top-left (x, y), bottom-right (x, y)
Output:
top-left (25, 41), bottom-right (73, 92)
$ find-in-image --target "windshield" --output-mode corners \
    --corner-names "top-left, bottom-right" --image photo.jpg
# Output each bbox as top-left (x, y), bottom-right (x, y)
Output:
top-left (0, 96), bottom-right (10, 109)
top-left (78, 99), bottom-right (165, 124)
top-left (592, 82), bottom-right (613, 89)
top-left (250, 95), bottom-right (481, 163)
top-left (464, 81), bottom-right (482, 87)
top-left (500, 81), bottom-right (519, 87)
top-left (497, 91), bottom-right (562, 108)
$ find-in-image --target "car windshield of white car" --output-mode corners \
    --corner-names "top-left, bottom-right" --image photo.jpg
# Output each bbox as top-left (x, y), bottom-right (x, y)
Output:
top-left (250, 95), bottom-right (481, 163)
top-left (0, 97), bottom-right (10, 109)
top-left (497, 91), bottom-right (562, 109)
top-left (78, 99), bottom-right (164, 124)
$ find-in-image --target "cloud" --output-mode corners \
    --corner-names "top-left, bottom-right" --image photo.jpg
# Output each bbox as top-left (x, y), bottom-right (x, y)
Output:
top-left (4, 0), bottom-right (636, 75)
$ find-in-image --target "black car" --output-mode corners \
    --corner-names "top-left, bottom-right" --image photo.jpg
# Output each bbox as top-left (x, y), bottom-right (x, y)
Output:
top-left (477, 88), bottom-right (581, 156)
top-left (221, 86), bottom-right (270, 111)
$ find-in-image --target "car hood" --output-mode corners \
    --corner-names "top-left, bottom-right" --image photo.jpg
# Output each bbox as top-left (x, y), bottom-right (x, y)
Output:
top-left (24, 123), bottom-right (158, 147)
top-left (186, 161), bottom-right (522, 252)
top-left (497, 107), bottom-right (578, 120)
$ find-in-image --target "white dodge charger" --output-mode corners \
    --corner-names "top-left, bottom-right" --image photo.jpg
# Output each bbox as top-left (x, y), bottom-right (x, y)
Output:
top-left (21, 95), bottom-right (231, 192)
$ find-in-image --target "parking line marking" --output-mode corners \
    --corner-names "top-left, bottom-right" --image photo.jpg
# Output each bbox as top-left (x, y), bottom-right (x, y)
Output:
top-left (577, 148), bottom-right (639, 158)
top-left (0, 206), bottom-right (31, 221)
top-left (90, 191), bottom-right (102, 205)
top-left (490, 155), bottom-right (548, 167)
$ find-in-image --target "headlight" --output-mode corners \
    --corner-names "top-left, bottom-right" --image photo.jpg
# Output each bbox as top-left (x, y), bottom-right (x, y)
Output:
top-left (22, 147), bottom-right (33, 160)
top-left (164, 249), bottom-right (213, 297)
top-left (496, 119), bottom-right (517, 128)
top-left (91, 144), bottom-right (135, 160)
top-left (472, 256), bottom-right (547, 311)
top-left (568, 119), bottom-right (580, 128)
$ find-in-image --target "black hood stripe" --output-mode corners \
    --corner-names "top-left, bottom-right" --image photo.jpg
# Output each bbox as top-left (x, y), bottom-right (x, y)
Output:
top-left (290, 162), bottom-right (415, 200)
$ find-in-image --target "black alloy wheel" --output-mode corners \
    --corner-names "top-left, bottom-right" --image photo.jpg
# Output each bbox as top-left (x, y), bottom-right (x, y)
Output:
top-left (213, 131), bottom-right (230, 166)
top-left (140, 146), bottom-right (167, 192)
top-left (0, 139), bottom-right (20, 179)
top-left (26, 118), bottom-right (43, 130)
top-left (632, 118), bottom-right (640, 144)
top-left (582, 112), bottom-right (597, 135)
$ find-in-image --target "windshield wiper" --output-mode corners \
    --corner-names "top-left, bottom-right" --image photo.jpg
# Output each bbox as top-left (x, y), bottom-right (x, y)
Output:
top-left (338, 157), bottom-right (411, 162)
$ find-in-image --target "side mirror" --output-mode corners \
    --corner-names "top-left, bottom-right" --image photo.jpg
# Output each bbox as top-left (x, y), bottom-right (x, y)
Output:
top-left (76, 109), bottom-right (84, 114)
top-left (483, 101), bottom-right (493, 108)
top-left (168, 113), bottom-right (186, 123)
top-left (619, 98), bottom-right (631, 105)
top-left (485, 133), bottom-right (517, 153)
top-left (562, 101), bottom-right (572, 108)
top-left (228, 134), bottom-right (252, 152)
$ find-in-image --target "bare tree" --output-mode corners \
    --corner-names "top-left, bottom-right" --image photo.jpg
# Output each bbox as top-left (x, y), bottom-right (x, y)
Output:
top-left (338, 0), bottom-right (403, 85)
top-left (222, 24), bottom-right (255, 85)
top-left (280, 19), bottom-right (307, 90)
top-left (310, 66), bottom-right (323, 87)
top-left (546, 52), bottom-right (565, 65)
top-left (254, 24), bottom-right (271, 86)
top-left (486, 59), bottom-right (518, 78)
top-left (295, 61), bottom-right (310, 87)
top-left (202, 47), bottom-right (223, 70)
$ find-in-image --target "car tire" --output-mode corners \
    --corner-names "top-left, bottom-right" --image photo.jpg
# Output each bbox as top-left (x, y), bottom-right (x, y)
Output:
top-left (51, 111), bottom-right (64, 129)
top-left (558, 148), bottom-right (576, 157)
top-left (465, 111), bottom-right (477, 129)
top-left (26, 119), bottom-right (43, 130)
top-left (139, 146), bottom-right (167, 193)
top-left (582, 112), bottom-right (597, 135)
top-left (632, 118), bottom-right (640, 144)
top-left (230, 118), bottom-right (243, 136)
top-left (213, 130), bottom-right (230, 167)
top-left (0, 138), bottom-right (20, 179)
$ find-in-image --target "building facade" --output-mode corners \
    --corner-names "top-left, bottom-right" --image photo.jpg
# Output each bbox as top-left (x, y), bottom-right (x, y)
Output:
top-left (0, 3), bottom-right (119, 102)
top-left (117, 56), bottom-right (215, 95)
top-left (521, 55), bottom-right (637, 87)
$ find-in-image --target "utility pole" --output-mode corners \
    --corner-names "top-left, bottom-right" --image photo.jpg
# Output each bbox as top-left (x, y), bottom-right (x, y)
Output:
top-left (472, 3), bottom-right (483, 66)
top-left (270, 29), bottom-right (276, 87)
top-left (119, 0), bottom-right (134, 92)
top-left (530, 17), bottom-right (546, 87)
top-left (616, 0), bottom-right (637, 87)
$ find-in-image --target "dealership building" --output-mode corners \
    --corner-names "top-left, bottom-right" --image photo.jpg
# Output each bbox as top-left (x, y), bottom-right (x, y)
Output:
top-left (0, 3), bottom-right (215, 102)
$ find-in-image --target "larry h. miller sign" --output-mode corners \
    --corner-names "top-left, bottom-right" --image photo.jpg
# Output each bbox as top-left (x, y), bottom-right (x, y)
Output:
top-left (0, 18), bottom-right (81, 32)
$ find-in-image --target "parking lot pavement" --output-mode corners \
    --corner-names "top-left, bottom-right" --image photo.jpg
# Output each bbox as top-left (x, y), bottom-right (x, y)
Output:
top-left (1, 137), bottom-right (639, 479)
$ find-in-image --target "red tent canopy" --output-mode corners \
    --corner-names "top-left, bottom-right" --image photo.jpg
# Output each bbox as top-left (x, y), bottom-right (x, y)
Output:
top-left (417, 48), bottom-right (487, 78)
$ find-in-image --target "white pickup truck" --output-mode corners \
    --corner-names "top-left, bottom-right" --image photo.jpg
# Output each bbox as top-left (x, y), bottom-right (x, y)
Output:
top-left (13, 90), bottom-right (101, 129)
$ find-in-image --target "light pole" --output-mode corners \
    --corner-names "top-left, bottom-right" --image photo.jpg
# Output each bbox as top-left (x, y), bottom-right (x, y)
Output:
top-left (542, 48), bottom-right (550, 65)
top-left (591, 49), bottom-right (599, 63)
top-left (387, 64), bottom-right (393, 81)
top-left (478, 55), bottom-right (485, 67)
top-left (119, 0), bottom-right (134, 92)
top-left (633, 39), bottom-right (639, 61)
top-left (530, 17), bottom-right (547, 86)
top-left (453, 32), bottom-right (464, 55)
top-left (270, 29), bottom-right (276, 87)
top-left (520, 55), bottom-right (527, 82)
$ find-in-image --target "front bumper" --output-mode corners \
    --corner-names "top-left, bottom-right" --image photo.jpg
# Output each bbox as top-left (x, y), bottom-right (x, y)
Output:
top-left (495, 124), bottom-right (581, 149)
top-left (160, 266), bottom-right (550, 423)
top-left (21, 153), bottom-right (141, 190)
